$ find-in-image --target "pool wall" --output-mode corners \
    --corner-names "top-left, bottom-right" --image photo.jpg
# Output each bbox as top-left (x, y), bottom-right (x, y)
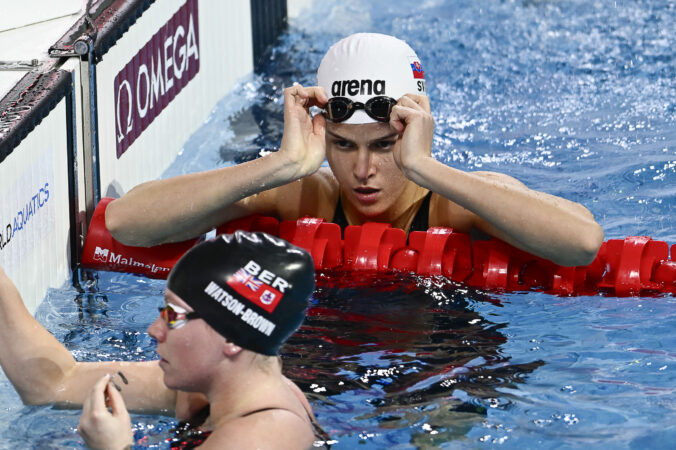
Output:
top-left (0, 0), bottom-right (310, 313)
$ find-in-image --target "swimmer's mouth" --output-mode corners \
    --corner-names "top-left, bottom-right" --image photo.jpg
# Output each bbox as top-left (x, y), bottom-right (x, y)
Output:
top-left (353, 187), bottom-right (380, 204)
top-left (354, 187), bottom-right (379, 195)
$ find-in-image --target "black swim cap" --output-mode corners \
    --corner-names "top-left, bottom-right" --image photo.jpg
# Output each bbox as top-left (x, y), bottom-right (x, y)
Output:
top-left (167, 231), bottom-right (315, 355)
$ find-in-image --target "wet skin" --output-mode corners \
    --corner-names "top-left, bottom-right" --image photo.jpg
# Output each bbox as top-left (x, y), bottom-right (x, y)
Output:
top-left (148, 290), bottom-right (225, 393)
top-left (325, 121), bottom-right (429, 229)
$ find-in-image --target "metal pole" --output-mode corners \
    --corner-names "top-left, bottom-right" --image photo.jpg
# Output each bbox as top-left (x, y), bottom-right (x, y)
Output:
top-left (75, 35), bottom-right (98, 236)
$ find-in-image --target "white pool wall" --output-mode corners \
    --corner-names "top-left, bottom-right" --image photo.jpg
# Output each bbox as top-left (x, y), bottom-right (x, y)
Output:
top-left (0, 0), bottom-right (307, 313)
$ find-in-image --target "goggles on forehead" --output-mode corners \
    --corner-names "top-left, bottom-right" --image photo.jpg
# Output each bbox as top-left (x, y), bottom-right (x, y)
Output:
top-left (158, 303), bottom-right (200, 329)
top-left (324, 96), bottom-right (397, 123)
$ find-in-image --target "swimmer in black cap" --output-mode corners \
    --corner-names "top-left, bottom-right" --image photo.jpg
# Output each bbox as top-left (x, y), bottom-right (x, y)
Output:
top-left (0, 232), bottom-right (326, 449)
top-left (106, 33), bottom-right (603, 267)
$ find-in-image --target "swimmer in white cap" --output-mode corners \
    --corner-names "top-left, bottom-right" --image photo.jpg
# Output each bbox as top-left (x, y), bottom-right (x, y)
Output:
top-left (0, 233), bottom-right (329, 449)
top-left (106, 33), bottom-right (603, 267)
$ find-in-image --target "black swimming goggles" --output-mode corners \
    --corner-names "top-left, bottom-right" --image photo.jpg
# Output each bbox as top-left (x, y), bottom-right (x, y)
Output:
top-left (324, 96), bottom-right (397, 123)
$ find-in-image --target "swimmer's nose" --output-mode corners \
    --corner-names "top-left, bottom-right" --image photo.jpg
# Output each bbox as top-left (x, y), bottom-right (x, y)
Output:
top-left (353, 149), bottom-right (375, 182)
top-left (147, 316), bottom-right (166, 342)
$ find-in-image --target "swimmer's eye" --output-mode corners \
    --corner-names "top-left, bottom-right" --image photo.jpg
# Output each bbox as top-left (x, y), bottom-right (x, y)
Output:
top-left (332, 139), bottom-right (354, 149)
top-left (373, 140), bottom-right (396, 150)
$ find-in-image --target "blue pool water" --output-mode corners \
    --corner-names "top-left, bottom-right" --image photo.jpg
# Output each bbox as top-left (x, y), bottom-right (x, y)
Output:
top-left (1, 0), bottom-right (675, 448)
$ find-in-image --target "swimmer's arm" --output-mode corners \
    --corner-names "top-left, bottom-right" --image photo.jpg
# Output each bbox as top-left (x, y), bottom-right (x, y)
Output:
top-left (53, 361), bottom-right (176, 414)
top-left (0, 268), bottom-right (176, 413)
top-left (106, 85), bottom-right (328, 247)
top-left (390, 93), bottom-right (603, 266)
top-left (422, 165), bottom-right (604, 266)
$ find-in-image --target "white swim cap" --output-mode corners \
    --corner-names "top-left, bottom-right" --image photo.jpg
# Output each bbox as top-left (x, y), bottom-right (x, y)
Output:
top-left (317, 33), bottom-right (427, 124)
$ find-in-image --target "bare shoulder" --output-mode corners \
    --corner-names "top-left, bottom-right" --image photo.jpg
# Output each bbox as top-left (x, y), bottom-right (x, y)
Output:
top-left (301, 167), bottom-right (338, 198)
top-left (234, 167), bottom-right (338, 220)
top-left (276, 168), bottom-right (339, 221)
top-left (299, 167), bottom-right (338, 199)
top-left (315, 166), bottom-right (339, 187)
top-left (428, 192), bottom-right (476, 232)
top-left (284, 376), bottom-right (316, 421)
top-left (201, 409), bottom-right (315, 450)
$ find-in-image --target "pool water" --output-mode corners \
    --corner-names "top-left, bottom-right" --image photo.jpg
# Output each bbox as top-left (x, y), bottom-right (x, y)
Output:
top-left (1, 0), bottom-right (675, 448)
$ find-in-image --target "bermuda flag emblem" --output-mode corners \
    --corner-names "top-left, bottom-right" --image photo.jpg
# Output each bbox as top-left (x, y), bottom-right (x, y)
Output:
top-left (226, 268), bottom-right (283, 313)
top-left (410, 60), bottom-right (425, 79)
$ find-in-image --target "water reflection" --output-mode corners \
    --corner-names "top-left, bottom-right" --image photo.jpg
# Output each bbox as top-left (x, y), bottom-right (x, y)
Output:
top-left (281, 271), bottom-right (544, 444)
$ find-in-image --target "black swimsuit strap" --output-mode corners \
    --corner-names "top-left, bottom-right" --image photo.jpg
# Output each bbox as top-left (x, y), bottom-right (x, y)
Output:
top-left (332, 194), bottom-right (349, 228)
top-left (409, 191), bottom-right (432, 232)
top-left (332, 191), bottom-right (433, 233)
top-left (246, 406), bottom-right (332, 446)
top-left (170, 404), bottom-right (331, 448)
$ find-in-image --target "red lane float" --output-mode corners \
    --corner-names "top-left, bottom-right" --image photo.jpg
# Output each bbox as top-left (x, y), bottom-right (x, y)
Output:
top-left (81, 198), bottom-right (199, 279)
top-left (81, 198), bottom-right (676, 296)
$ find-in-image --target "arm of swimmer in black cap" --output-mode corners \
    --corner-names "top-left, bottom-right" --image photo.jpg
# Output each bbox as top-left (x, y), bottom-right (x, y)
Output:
top-left (105, 84), bottom-right (330, 247)
top-left (0, 231), bottom-right (320, 449)
top-left (0, 267), bottom-right (180, 413)
top-left (389, 94), bottom-right (604, 266)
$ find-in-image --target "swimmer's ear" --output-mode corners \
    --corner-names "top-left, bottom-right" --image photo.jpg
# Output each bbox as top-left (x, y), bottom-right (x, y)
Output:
top-left (223, 341), bottom-right (242, 357)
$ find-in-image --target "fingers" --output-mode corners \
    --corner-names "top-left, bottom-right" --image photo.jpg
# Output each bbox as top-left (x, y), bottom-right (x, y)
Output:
top-left (78, 374), bottom-right (111, 441)
top-left (284, 84), bottom-right (328, 109)
top-left (399, 94), bottom-right (431, 113)
top-left (389, 104), bottom-right (423, 133)
top-left (388, 106), bottom-right (407, 133)
top-left (106, 380), bottom-right (129, 417)
top-left (312, 111), bottom-right (326, 138)
top-left (77, 374), bottom-right (134, 450)
top-left (89, 373), bottom-right (111, 412)
top-left (389, 96), bottom-right (434, 133)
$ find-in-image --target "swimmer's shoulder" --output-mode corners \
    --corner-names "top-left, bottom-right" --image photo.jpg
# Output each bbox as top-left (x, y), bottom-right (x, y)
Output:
top-left (273, 168), bottom-right (338, 221)
top-left (283, 375), bottom-right (317, 421)
top-left (204, 408), bottom-right (315, 450)
top-left (234, 168), bottom-right (338, 221)
top-left (428, 192), bottom-right (475, 232)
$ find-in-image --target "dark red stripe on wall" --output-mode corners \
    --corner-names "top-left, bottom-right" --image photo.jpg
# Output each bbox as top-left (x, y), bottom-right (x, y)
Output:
top-left (113, 0), bottom-right (200, 158)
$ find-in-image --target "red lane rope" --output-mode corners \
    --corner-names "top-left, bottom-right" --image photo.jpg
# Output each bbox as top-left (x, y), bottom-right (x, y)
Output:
top-left (81, 198), bottom-right (676, 297)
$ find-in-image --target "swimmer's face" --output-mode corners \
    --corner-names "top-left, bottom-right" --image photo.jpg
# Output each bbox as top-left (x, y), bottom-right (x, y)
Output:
top-left (148, 289), bottom-right (225, 392)
top-left (325, 121), bottom-right (417, 220)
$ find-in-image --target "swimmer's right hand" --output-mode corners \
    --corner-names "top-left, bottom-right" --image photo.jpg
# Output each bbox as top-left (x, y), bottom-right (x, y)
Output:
top-left (78, 374), bottom-right (134, 450)
top-left (278, 84), bottom-right (327, 179)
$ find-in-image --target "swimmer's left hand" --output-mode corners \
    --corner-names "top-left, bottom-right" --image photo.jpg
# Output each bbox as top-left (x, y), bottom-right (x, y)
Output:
top-left (389, 94), bottom-right (435, 179)
top-left (78, 374), bottom-right (134, 450)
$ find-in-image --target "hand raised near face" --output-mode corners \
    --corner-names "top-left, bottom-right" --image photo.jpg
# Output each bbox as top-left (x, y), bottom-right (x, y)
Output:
top-left (388, 94), bottom-right (435, 177)
top-left (278, 84), bottom-right (328, 179)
